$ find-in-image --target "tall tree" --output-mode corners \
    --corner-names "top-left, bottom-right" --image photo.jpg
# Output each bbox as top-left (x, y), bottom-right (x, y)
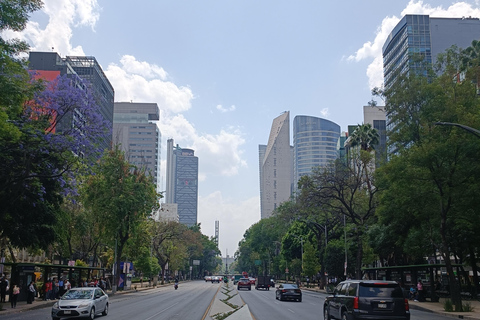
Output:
top-left (83, 146), bottom-right (159, 287)
top-left (375, 47), bottom-right (480, 311)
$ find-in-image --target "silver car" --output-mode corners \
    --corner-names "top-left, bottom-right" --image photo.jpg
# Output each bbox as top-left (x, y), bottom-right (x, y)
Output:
top-left (51, 287), bottom-right (109, 320)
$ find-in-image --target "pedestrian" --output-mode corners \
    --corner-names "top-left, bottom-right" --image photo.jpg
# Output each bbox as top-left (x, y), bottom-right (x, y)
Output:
top-left (417, 280), bottom-right (424, 302)
top-left (64, 279), bottom-right (71, 291)
top-left (306, 276), bottom-right (310, 288)
top-left (0, 276), bottom-right (8, 303)
top-left (53, 279), bottom-right (59, 299)
top-left (10, 284), bottom-right (19, 308)
top-left (45, 279), bottom-right (52, 300)
top-left (27, 281), bottom-right (35, 304)
top-left (58, 278), bottom-right (64, 297)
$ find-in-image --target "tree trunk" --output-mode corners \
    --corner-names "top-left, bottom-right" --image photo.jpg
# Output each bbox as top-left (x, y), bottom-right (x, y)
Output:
top-left (355, 232), bottom-right (363, 280)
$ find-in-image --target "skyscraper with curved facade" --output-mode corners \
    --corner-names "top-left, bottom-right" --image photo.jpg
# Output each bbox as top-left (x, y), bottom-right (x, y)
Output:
top-left (293, 116), bottom-right (341, 190)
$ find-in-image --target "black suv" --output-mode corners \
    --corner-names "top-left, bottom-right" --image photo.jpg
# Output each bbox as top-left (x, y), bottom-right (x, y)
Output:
top-left (323, 280), bottom-right (410, 320)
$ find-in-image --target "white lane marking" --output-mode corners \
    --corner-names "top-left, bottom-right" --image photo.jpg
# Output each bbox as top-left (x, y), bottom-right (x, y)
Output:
top-left (142, 301), bottom-right (181, 320)
top-left (288, 308), bottom-right (295, 313)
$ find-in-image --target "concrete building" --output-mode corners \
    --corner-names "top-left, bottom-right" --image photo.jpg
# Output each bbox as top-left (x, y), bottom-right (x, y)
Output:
top-left (165, 139), bottom-right (198, 227)
top-left (363, 105), bottom-right (387, 166)
top-left (113, 102), bottom-right (161, 191)
top-left (259, 111), bottom-right (293, 219)
top-left (155, 203), bottom-right (179, 222)
top-left (28, 52), bottom-right (114, 152)
top-left (293, 116), bottom-right (341, 191)
top-left (383, 15), bottom-right (480, 88)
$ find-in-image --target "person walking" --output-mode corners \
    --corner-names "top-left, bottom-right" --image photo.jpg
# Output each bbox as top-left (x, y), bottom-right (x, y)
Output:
top-left (10, 284), bottom-right (19, 308)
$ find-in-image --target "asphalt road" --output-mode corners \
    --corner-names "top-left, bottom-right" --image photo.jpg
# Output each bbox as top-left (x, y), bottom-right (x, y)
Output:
top-left (0, 281), bottom-right (464, 320)
top-left (239, 286), bottom-right (462, 320)
top-left (0, 281), bottom-right (219, 320)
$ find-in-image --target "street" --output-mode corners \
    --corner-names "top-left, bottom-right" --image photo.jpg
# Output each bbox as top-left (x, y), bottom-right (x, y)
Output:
top-left (0, 281), bottom-right (218, 320)
top-left (0, 281), bottom-right (468, 320)
top-left (239, 286), bottom-right (464, 320)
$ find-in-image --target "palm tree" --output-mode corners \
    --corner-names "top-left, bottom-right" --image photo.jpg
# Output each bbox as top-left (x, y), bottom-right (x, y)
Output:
top-left (350, 123), bottom-right (379, 152)
top-left (349, 123), bottom-right (379, 192)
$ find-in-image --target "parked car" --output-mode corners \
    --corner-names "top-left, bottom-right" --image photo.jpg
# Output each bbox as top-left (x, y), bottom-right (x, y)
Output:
top-left (323, 280), bottom-right (410, 320)
top-left (237, 278), bottom-right (252, 290)
top-left (249, 277), bottom-right (256, 285)
top-left (276, 283), bottom-right (302, 302)
top-left (51, 287), bottom-right (109, 320)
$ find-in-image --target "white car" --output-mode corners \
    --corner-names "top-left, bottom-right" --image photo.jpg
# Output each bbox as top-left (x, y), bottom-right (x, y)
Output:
top-left (51, 287), bottom-right (109, 320)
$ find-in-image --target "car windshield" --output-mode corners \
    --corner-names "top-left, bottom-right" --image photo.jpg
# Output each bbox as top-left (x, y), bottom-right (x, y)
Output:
top-left (283, 284), bottom-right (298, 289)
top-left (359, 284), bottom-right (403, 298)
top-left (62, 290), bottom-right (93, 300)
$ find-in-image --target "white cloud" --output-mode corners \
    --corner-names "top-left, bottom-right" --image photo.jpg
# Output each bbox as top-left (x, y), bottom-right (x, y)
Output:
top-left (1, 0), bottom-right (100, 57)
top-left (199, 192), bottom-right (260, 254)
top-left (320, 108), bottom-right (329, 118)
top-left (216, 104), bottom-right (236, 113)
top-left (105, 57), bottom-right (193, 114)
top-left (350, 0), bottom-right (480, 89)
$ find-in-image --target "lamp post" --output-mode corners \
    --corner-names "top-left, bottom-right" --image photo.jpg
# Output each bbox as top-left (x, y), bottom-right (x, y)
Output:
top-left (434, 122), bottom-right (480, 138)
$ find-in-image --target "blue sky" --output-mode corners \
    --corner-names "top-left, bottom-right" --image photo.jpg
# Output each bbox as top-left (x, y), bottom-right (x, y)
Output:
top-left (4, 0), bottom-right (480, 256)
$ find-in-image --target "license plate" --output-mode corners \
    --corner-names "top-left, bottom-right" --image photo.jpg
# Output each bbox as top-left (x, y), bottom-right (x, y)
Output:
top-left (64, 310), bottom-right (71, 314)
top-left (378, 303), bottom-right (387, 308)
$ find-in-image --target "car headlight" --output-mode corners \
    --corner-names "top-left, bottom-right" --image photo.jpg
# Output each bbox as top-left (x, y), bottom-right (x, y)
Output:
top-left (78, 303), bottom-right (91, 308)
top-left (53, 302), bottom-right (59, 308)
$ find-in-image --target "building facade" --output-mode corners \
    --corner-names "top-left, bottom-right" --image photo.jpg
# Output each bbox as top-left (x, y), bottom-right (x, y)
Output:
top-left (293, 116), bottom-right (341, 190)
top-left (259, 111), bottom-right (293, 219)
top-left (28, 52), bottom-right (114, 152)
top-left (113, 102), bottom-right (161, 191)
top-left (383, 15), bottom-right (480, 88)
top-left (363, 105), bottom-right (387, 166)
top-left (165, 139), bottom-right (198, 227)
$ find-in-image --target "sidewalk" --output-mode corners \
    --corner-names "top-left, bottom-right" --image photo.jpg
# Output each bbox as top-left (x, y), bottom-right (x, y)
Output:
top-left (0, 282), bottom-right (171, 317)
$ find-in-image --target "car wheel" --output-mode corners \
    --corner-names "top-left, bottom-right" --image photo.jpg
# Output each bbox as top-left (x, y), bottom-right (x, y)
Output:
top-left (279, 294), bottom-right (284, 301)
top-left (88, 307), bottom-right (95, 319)
top-left (324, 306), bottom-right (331, 320)
top-left (102, 303), bottom-right (108, 316)
top-left (52, 317), bottom-right (60, 320)
top-left (341, 311), bottom-right (348, 320)
top-left (248, 287), bottom-right (251, 290)
top-left (298, 297), bottom-right (302, 302)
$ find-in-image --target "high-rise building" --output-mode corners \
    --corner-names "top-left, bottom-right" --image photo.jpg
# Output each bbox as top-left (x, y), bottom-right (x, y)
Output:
top-left (259, 111), bottom-right (292, 219)
top-left (293, 116), bottom-right (341, 190)
top-left (165, 139), bottom-right (198, 227)
top-left (383, 15), bottom-right (480, 88)
top-left (113, 102), bottom-right (161, 191)
top-left (28, 52), bottom-right (114, 152)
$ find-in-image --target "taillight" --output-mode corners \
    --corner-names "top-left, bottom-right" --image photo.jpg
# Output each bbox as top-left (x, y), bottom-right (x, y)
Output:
top-left (295, 289), bottom-right (301, 293)
top-left (404, 298), bottom-right (409, 311)
top-left (353, 296), bottom-right (359, 309)
top-left (282, 289), bottom-right (287, 293)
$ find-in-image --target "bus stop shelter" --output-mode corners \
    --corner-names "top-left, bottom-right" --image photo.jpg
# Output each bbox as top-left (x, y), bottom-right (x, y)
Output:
top-left (1, 262), bottom-right (106, 302)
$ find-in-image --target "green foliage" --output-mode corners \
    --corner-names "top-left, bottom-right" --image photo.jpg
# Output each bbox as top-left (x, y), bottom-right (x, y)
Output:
top-left (443, 299), bottom-right (454, 312)
top-left (302, 240), bottom-right (320, 278)
top-left (75, 259), bottom-right (88, 267)
top-left (83, 146), bottom-right (159, 283)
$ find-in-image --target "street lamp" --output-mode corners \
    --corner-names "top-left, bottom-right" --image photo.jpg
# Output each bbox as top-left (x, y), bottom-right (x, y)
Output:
top-left (434, 122), bottom-right (480, 138)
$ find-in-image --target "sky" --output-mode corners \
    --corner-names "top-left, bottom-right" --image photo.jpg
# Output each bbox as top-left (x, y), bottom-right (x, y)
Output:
top-left (4, 0), bottom-right (480, 257)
